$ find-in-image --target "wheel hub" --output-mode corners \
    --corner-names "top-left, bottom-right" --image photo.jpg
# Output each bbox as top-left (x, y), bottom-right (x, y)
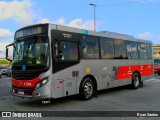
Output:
top-left (134, 76), bottom-right (139, 87)
top-left (84, 82), bottom-right (93, 98)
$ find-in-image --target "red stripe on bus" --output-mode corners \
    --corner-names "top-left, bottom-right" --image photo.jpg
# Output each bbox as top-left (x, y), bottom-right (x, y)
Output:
top-left (12, 77), bottom-right (41, 88)
top-left (116, 64), bottom-right (153, 80)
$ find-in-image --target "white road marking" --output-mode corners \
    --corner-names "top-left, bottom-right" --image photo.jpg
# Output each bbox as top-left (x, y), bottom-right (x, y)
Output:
top-left (145, 79), bottom-right (157, 82)
top-left (145, 78), bottom-right (160, 83)
top-left (153, 80), bottom-right (160, 82)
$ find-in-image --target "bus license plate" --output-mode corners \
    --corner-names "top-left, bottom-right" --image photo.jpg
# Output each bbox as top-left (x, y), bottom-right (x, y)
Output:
top-left (18, 91), bottom-right (24, 95)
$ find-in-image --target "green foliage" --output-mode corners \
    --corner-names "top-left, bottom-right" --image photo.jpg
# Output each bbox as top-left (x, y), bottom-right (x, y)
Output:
top-left (0, 59), bottom-right (12, 66)
top-left (154, 56), bottom-right (160, 59)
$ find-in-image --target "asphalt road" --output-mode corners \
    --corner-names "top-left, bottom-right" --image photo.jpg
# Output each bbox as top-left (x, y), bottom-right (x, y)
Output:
top-left (0, 75), bottom-right (160, 120)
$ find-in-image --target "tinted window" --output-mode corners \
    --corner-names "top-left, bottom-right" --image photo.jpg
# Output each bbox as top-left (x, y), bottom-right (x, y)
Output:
top-left (126, 41), bottom-right (138, 59)
top-left (82, 36), bottom-right (99, 59)
top-left (147, 43), bottom-right (152, 59)
top-left (59, 41), bottom-right (78, 61)
top-left (139, 43), bottom-right (148, 59)
top-left (100, 37), bottom-right (114, 59)
top-left (114, 39), bottom-right (126, 59)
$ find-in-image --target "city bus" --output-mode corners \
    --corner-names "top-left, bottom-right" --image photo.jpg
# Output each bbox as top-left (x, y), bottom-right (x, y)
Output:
top-left (6, 23), bottom-right (153, 100)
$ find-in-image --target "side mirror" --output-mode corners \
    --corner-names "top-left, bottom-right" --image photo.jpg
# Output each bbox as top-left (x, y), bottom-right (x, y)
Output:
top-left (6, 43), bottom-right (14, 62)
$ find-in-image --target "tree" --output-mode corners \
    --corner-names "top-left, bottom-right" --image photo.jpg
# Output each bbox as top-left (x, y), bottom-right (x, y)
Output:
top-left (0, 59), bottom-right (12, 66)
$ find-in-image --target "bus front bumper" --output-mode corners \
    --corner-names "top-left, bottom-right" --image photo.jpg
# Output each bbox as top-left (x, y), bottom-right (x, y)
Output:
top-left (11, 84), bottom-right (52, 99)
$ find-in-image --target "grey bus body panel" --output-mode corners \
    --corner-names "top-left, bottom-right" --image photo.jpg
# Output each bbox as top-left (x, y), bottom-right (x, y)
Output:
top-left (51, 59), bottom-right (153, 99)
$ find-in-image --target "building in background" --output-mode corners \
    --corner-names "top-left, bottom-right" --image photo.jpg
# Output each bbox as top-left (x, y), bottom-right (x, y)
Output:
top-left (153, 44), bottom-right (160, 58)
top-left (153, 44), bottom-right (160, 65)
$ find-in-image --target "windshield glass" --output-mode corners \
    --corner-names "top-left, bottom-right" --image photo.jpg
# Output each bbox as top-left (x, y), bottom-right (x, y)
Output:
top-left (12, 36), bottom-right (49, 70)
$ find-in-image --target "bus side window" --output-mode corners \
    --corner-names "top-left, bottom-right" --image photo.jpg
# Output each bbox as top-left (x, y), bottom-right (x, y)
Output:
top-left (147, 43), bottom-right (152, 59)
top-left (57, 41), bottom-right (79, 61)
top-left (126, 41), bottom-right (138, 59)
top-left (139, 43), bottom-right (148, 59)
top-left (83, 36), bottom-right (99, 59)
top-left (54, 42), bottom-right (58, 59)
top-left (114, 39), bottom-right (126, 59)
top-left (100, 37), bottom-right (114, 59)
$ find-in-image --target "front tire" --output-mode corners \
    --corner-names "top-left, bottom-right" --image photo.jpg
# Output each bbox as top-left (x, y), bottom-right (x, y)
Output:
top-left (132, 73), bottom-right (140, 89)
top-left (79, 77), bottom-right (94, 100)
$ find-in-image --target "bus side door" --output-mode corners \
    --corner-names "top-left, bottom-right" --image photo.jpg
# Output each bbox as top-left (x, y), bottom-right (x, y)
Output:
top-left (53, 39), bottom-right (80, 98)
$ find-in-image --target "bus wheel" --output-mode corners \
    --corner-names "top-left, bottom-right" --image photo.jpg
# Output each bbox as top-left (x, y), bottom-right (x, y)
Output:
top-left (79, 77), bottom-right (94, 100)
top-left (132, 73), bottom-right (140, 89)
top-left (139, 81), bottom-right (143, 88)
top-left (158, 71), bottom-right (160, 75)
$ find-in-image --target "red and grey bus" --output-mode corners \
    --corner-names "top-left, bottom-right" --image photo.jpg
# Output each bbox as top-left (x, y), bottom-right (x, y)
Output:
top-left (6, 23), bottom-right (153, 100)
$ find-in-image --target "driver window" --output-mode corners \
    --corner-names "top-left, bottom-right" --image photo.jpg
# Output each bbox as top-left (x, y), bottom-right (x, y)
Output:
top-left (57, 41), bottom-right (79, 61)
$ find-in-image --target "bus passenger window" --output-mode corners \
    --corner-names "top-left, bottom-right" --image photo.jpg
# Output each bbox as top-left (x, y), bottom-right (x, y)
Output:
top-left (126, 41), bottom-right (138, 59)
top-left (139, 43), bottom-right (148, 59)
top-left (147, 43), bottom-right (152, 59)
top-left (114, 39), bottom-right (126, 59)
top-left (100, 37), bottom-right (114, 59)
top-left (83, 36), bottom-right (99, 59)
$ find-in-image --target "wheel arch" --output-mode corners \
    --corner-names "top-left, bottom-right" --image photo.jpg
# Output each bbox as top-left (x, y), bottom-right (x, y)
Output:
top-left (133, 70), bottom-right (141, 82)
top-left (79, 74), bottom-right (97, 93)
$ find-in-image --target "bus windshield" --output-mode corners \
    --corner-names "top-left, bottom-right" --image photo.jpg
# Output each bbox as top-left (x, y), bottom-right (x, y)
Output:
top-left (12, 36), bottom-right (49, 70)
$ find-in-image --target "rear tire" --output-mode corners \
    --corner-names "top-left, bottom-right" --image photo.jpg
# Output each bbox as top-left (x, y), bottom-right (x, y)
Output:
top-left (132, 73), bottom-right (140, 89)
top-left (158, 70), bottom-right (160, 75)
top-left (79, 77), bottom-right (94, 100)
top-left (139, 81), bottom-right (143, 88)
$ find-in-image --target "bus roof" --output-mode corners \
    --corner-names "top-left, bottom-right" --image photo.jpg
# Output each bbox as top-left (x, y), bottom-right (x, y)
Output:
top-left (50, 23), bottom-right (152, 44)
top-left (16, 23), bottom-right (153, 44)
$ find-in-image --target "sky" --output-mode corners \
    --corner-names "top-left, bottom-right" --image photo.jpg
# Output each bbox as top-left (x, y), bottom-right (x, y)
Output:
top-left (0, 0), bottom-right (160, 58)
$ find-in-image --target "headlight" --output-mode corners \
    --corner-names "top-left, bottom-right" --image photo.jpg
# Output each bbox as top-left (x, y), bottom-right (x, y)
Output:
top-left (42, 79), bottom-right (48, 85)
top-left (35, 83), bottom-right (41, 89)
top-left (35, 77), bottom-right (49, 90)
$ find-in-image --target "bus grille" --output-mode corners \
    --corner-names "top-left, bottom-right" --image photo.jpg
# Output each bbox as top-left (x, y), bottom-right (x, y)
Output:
top-left (12, 86), bottom-right (34, 96)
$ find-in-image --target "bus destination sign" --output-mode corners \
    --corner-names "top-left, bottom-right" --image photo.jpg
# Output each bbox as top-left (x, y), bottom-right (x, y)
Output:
top-left (15, 26), bottom-right (42, 38)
